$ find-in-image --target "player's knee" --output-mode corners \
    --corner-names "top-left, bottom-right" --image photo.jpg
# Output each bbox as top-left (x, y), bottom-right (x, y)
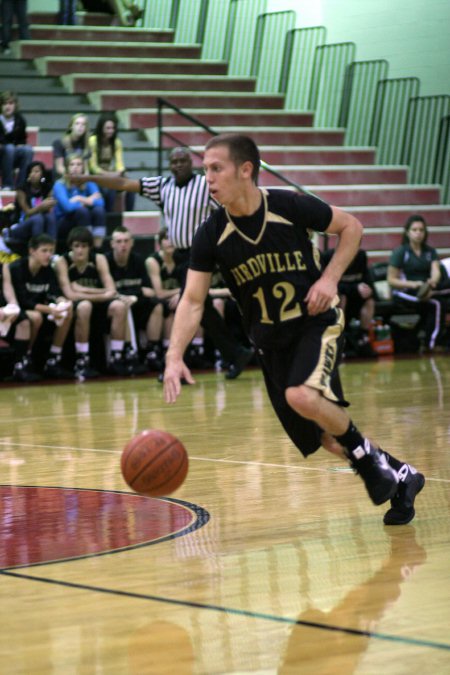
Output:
top-left (110, 299), bottom-right (127, 318)
top-left (285, 385), bottom-right (318, 417)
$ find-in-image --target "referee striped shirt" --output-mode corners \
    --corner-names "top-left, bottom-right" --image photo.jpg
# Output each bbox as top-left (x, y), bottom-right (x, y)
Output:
top-left (140, 173), bottom-right (216, 249)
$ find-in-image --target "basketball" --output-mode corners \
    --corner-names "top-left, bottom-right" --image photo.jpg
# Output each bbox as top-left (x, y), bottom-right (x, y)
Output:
top-left (121, 429), bottom-right (188, 497)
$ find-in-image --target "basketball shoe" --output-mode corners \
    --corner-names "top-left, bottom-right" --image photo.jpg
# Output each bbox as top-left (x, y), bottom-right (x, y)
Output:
top-left (44, 355), bottom-right (74, 380)
top-left (74, 355), bottom-right (99, 380)
top-left (383, 465), bottom-right (425, 525)
top-left (347, 440), bottom-right (398, 505)
top-left (8, 356), bottom-right (41, 383)
top-left (225, 346), bottom-right (254, 380)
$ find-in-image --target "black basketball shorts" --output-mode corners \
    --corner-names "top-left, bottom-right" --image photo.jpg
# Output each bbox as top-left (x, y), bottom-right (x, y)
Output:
top-left (258, 308), bottom-right (348, 457)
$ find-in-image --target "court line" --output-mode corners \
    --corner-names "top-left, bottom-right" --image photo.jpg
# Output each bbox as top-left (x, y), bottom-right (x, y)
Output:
top-left (1, 569), bottom-right (449, 653)
top-left (1, 440), bottom-right (450, 482)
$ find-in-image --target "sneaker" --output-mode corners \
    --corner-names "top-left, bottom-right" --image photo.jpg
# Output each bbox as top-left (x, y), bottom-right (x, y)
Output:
top-left (184, 345), bottom-right (212, 370)
top-left (74, 355), bottom-right (99, 380)
top-left (108, 355), bottom-right (132, 377)
top-left (225, 347), bottom-right (254, 380)
top-left (348, 441), bottom-right (398, 505)
top-left (144, 349), bottom-right (163, 372)
top-left (384, 467), bottom-right (425, 525)
top-left (7, 360), bottom-right (41, 383)
top-left (44, 357), bottom-right (74, 380)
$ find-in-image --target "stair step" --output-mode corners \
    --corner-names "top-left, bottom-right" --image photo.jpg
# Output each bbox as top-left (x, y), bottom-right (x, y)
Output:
top-left (346, 205), bottom-right (450, 226)
top-left (29, 11), bottom-right (117, 26)
top-left (162, 126), bottom-right (344, 146)
top-left (271, 185), bottom-right (442, 206)
top-left (17, 93), bottom-right (93, 111)
top-left (64, 74), bottom-right (256, 95)
top-left (0, 75), bottom-right (67, 95)
top-left (126, 108), bottom-right (314, 128)
top-left (29, 26), bottom-right (174, 43)
top-left (37, 57), bottom-right (229, 77)
top-left (19, 41), bottom-right (202, 60)
top-left (261, 166), bottom-right (409, 185)
top-left (90, 90), bottom-right (285, 111)
top-left (362, 226), bottom-right (450, 252)
top-left (230, 147), bottom-right (376, 165)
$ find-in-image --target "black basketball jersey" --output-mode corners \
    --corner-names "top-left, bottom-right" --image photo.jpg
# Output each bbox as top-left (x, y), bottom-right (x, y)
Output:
top-left (105, 250), bottom-right (151, 296)
top-left (150, 251), bottom-right (180, 290)
top-left (9, 257), bottom-right (60, 310)
top-left (63, 250), bottom-right (101, 289)
top-left (189, 189), bottom-right (334, 349)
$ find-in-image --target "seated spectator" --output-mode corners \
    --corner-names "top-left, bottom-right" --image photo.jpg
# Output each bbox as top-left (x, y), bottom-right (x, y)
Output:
top-left (3, 161), bottom-right (56, 250)
top-left (1, 261), bottom-right (40, 381)
top-left (52, 113), bottom-right (91, 179)
top-left (0, 91), bottom-right (33, 189)
top-left (322, 247), bottom-right (376, 357)
top-left (1, 0), bottom-right (30, 54)
top-left (88, 112), bottom-right (135, 213)
top-left (54, 225), bottom-right (134, 378)
top-left (387, 214), bottom-right (450, 350)
top-left (53, 154), bottom-right (106, 250)
top-left (8, 233), bottom-right (74, 378)
top-left (106, 225), bottom-right (163, 372)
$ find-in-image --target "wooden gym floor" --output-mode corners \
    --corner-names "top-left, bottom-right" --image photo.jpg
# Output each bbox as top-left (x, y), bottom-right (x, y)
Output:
top-left (0, 355), bottom-right (449, 674)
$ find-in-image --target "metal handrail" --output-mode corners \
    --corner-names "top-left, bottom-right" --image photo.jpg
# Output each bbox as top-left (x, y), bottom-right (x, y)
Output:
top-left (156, 96), bottom-right (311, 195)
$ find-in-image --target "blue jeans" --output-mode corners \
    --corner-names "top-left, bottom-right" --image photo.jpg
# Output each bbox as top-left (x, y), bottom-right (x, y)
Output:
top-left (56, 205), bottom-right (106, 244)
top-left (9, 212), bottom-right (57, 242)
top-left (1, 0), bottom-right (30, 47)
top-left (0, 143), bottom-right (33, 187)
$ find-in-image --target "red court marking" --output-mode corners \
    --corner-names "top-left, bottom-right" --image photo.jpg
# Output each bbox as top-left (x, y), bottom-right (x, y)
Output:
top-left (0, 486), bottom-right (195, 569)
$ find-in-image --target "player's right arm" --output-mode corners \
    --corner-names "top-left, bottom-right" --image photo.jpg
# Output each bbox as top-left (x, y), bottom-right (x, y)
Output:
top-left (164, 269), bottom-right (212, 403)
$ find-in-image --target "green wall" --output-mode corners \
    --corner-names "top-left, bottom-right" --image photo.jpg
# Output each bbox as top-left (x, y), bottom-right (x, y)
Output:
top-left (267, 0), bottom-right (450, 96)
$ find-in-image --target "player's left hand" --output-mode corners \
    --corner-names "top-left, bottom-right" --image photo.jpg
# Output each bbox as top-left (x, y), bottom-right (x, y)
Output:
top-left (305, 277), bottom-right (337, 315)
top-left (163, 356), bottom-right (195, 403)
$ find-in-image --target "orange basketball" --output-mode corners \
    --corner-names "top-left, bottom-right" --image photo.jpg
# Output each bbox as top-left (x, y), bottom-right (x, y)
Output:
top-left (121, 429), bottom-right (188, 497)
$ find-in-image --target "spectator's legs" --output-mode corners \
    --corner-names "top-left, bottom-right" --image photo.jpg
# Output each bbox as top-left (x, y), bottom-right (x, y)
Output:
top-left (100, 187), bottom-right (116, 213)
top-left (43, 211), bottom-right (58, 239)
top-left (89, 204), bottom-right (106, 249)
top-left (0, 143), bottom-right (15, 187)
top-left (1, 0), bottom-right (13, 49)
top-left (15, 0), bottom-right (30, 39)
top-left (13, 144), bottom-right (33, 185)
top-left (125, 190), bottom-right (135, 211)
top-left (9, 214), bottom-right (45, 242)
top-left (56, 207), bottom-right (90, 247)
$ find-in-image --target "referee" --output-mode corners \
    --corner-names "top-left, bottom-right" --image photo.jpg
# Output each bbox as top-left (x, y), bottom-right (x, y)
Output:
top-left (75, 147), bottom-right (253, 378)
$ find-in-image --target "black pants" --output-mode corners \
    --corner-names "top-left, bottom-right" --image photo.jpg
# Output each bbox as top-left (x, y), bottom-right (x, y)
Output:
top-left (1, 0), bottom-right (30, 47)
top-left (173, 248), bottom-right (244, 363)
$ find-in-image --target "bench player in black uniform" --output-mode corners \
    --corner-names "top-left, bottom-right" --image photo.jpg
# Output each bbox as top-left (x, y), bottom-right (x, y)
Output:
top-left (106, 225), bottom-right (164, 372)
top-left (8, 233), bottom-right (74, 379)
top-left (163, 133), bottom-right (425, 526)
top-left (0, 261), bottom-right (40, 381)
top-left (54, 226), bottom-right (132, 378)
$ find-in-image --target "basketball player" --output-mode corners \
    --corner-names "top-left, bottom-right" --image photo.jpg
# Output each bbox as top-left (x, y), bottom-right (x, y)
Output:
top-left (106, 225), bottom-right (164, 372)
top-left (163, 133), bottom-right (425, 526)
top-left (54, 226), bottom-right (133, 377)
top-left (8, 233), bottom-right (74, 379)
